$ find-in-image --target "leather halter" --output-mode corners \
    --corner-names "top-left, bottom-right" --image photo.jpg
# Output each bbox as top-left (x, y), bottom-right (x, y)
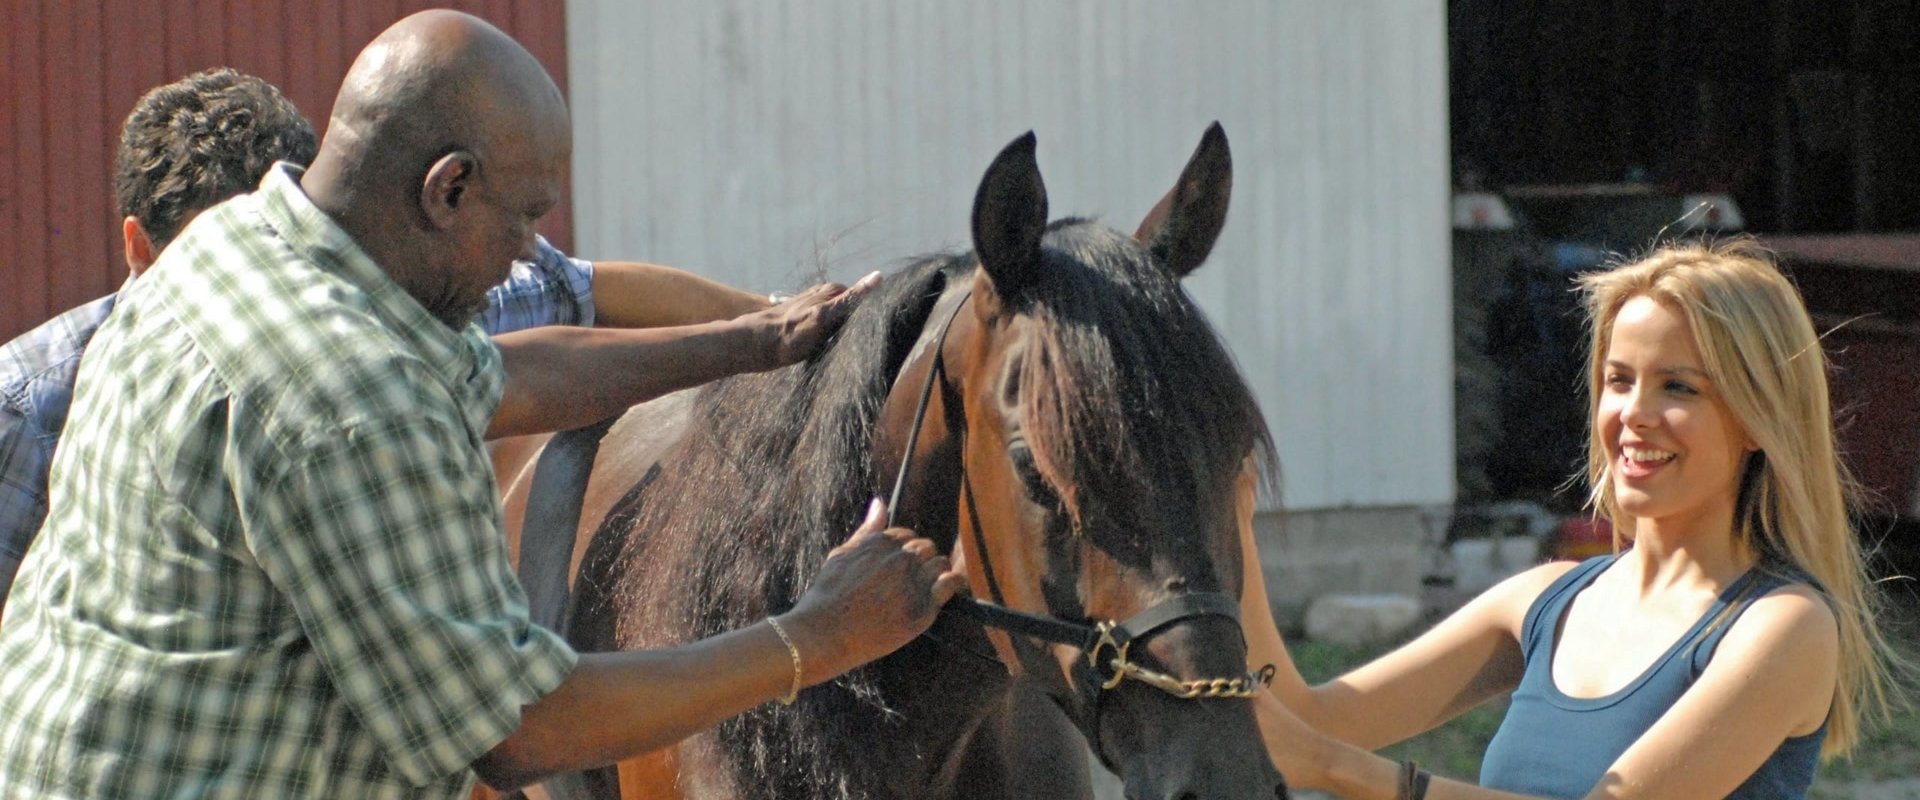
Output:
top-left (883, 284), bottom-right (1271, 706)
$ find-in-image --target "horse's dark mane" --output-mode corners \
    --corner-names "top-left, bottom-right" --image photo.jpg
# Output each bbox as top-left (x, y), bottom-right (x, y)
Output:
top-left (587, 219), bottom-right (1272, 798)
top-left (590, 253), bottom-right (968, 798)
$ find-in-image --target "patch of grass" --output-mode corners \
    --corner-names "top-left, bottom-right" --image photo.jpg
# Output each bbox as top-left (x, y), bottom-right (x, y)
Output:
top-left (1821, 709), bottom-right (1920, 782)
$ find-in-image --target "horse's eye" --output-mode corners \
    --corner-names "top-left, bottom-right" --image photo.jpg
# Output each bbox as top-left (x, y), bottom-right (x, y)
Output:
top-left (1007, 441), bottom-right (1055, 499)
top-left (1007, 440), bottom-right (1036, 473)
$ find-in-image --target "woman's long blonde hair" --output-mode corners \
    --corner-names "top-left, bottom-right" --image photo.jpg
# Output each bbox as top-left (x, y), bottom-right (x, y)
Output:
top-left (1578, 238), bottom-right (1899, 757)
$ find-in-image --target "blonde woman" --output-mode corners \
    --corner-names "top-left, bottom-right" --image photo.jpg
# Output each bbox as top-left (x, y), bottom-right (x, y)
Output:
top-left (1245, 240), bottom-right (1902, 799)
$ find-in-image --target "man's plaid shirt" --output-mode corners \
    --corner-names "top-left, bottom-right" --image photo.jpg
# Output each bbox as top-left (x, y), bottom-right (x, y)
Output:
top-left (0, 233), bottom-right (591, 613)
top-left (0, 164), bottom-right (577, 798)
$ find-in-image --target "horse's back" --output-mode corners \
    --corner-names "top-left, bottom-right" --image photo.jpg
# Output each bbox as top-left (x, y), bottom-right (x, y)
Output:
top-left (574, 387), bottom-right (701, 564)
top-left (495, 389), bottom-right (701, 597)
top-left (487, 390), bottom-right (703, 800)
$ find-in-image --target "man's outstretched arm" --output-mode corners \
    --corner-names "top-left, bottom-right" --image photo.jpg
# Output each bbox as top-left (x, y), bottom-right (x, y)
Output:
top-left (486, 273), bottom-right (877, 439)
top-left (590, 260), bottom-right (773, 328)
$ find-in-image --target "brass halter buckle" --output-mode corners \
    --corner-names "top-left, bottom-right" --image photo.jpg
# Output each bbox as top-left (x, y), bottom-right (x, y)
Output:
top-left (1086, 621), bottom-right (1275, 699)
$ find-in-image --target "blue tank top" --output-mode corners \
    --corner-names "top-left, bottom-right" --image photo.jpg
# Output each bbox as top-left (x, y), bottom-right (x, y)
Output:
top-left (1480, 555), bottom-right (1826, 798)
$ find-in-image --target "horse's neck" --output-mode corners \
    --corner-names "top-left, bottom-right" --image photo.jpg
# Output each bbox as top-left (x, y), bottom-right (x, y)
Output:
top-left (858, 638), bottom-right (1020, 798)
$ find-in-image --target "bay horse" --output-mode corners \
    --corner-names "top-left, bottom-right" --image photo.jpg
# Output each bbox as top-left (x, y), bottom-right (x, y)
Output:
top-left (504, 125), bottom-right (1285, 800)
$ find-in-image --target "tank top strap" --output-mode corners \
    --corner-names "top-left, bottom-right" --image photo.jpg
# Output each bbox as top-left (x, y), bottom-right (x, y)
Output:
top-left (1519, 554), bottom-right (1617, 664)
top-left (1686, 567), bottom-right (1806, 676)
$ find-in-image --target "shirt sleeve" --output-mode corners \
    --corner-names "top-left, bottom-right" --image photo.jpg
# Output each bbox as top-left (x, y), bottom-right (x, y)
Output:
top-left (248, 404), bottom-right (577, 786)
top-left (0, 403), bottom-right (51, 563)
top-left (479, 235), bottom-right (596, 334)
top-left (0, 296), bottom-right (114, 562)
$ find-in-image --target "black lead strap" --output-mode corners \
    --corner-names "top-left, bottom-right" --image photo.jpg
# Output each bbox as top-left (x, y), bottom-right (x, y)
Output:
top-left (946, 577), bottom-right (1105, 651)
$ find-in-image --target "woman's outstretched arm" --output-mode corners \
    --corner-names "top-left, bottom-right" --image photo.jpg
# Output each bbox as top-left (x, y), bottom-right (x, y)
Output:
top-left (1235, 459), bottom-right (1568, 750)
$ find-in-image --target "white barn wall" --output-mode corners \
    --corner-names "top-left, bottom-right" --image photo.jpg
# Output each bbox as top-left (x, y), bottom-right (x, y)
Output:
top-left (564, 0), bottom-right (1451, 515)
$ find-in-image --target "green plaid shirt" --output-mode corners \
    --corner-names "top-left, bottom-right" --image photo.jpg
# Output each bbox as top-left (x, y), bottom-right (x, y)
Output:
top-left (0, 164), bottom-right (577, 798)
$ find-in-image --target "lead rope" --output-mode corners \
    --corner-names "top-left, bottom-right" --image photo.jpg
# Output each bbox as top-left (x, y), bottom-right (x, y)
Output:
top-left (877, 291), bottom-right (1014, 671)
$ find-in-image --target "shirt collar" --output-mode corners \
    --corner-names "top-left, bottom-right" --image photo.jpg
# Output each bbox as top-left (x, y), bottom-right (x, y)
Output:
top-left (254, 163), bottom-right (494, 402)
top-left (0, 291), bottom-right (121, 414)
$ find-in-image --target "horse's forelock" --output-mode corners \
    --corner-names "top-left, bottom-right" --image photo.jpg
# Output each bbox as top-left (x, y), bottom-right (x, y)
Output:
top-left (1017, 222), bottom-right (1271, 564)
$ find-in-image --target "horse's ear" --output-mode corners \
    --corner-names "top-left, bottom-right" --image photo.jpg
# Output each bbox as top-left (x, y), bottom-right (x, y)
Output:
top-left (1134, 122), bottom-right (1232, 279)
top-left (972, 131), bottom-right (1048, 300)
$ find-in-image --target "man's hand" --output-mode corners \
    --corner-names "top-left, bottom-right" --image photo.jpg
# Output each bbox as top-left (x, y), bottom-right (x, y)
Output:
top-left (750, 271), bottom-right (882, 368)
top-left (778, 498), bottom-right (967, 684)
top-left (473, 498), bottom-right (963, 790)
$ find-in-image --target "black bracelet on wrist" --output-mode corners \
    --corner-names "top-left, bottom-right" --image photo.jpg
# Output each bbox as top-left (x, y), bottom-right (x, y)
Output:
top-left (1397, 759), bottom-right (1431, 800)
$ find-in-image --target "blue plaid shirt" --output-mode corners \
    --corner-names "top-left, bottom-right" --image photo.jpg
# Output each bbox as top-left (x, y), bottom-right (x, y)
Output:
top-left (480, 235), bottom-right (595, 333)
top-left (0, 293), bottom-right (119, 568)
top-left (0, 238), bottom-right (593, 609)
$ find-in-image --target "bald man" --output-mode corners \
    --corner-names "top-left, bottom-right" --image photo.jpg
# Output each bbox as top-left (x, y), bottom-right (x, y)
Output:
top-left (0, 11), bottom-right (962, 798)
top-left (0, 67), bottom-right (778, 619)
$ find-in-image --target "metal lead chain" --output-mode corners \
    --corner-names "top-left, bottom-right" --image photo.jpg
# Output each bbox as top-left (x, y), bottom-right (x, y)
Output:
top-left (1103, 659), bottom-right (1273, 699)
top-left (1087, 621), bottom-right (1278, 699)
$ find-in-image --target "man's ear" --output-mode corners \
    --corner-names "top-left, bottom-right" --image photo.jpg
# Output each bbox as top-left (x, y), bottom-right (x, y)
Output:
top-left (123, 216), bottom-right (157, 277)
top-left (421, 150), bottom-right (479, 230)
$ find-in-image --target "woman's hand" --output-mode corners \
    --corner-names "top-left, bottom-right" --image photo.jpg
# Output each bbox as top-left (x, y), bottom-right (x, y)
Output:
top-left (1254, 686), bottom-right (1334, 792)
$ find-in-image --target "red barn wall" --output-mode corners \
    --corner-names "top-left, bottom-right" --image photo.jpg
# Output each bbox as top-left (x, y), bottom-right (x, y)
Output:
top-left (1, 1), bottom-right (572, 341)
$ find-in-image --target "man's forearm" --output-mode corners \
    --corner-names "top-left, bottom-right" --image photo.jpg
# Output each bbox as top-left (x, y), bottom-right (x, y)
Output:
top-left (590, 261), bottom-right (770, 329)
top-left (471, 613), bottom-right (855, 791)
top-left (488, 321), bottom-right (772, 438)
top-left (471, 494), bottom-right (960, 792)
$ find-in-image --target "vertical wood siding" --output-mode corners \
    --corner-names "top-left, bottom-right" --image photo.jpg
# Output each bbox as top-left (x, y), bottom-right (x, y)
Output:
top-left (0, 0), bottom-right (572, 342)
top-left (566, 0), bottom-right (1452, 510)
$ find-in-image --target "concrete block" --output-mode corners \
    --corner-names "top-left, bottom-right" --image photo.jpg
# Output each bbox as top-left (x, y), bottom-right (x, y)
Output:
top-left (1304, 593), bottom-right (1423, 647)
top-left (1450, 535), bottom-right (1545, 596)
top-left (1451, 538), bottom-right (1499, 594)
top-left (1251, 505), bottom-right (1443, 630)
top-left (1500, 535), bottom-right (1542, 572)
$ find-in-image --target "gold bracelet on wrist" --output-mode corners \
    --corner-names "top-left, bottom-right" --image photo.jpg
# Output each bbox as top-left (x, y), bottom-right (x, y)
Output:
top-left (765, 616), bottom-right (803, 705)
